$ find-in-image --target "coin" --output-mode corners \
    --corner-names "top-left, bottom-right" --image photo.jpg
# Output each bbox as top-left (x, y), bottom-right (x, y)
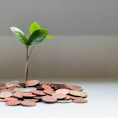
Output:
top-left (0, 91), bottom-right (12, 98)
top-left (73, 98), bottom-right (88, 103)
top-left (5, 83), bottom-right (15, 88)
top-left (0, 80), bottom-right (88, 106)
top-left (43, 89), bottom-right (55, 95)
top-left (55, 89), bottom-right (70, 95)
top-left (24, 98), bottom-right (39, 102)
top-left (69, 90), bottom-right (87, 97)
top-left (32, 90), bottom-right (46, 96)
top-left (52, 93), bottom-right (66, 99)
top-left (65, 95), bottom-right (71, 100)
top-left (13, 92), bottom-right (23, 98)
top-left (57, 99), bottom-right (72, 103)
top-left (22, 92), bottom-right (36, 97)
top-left (6, 80), bottom-right (20, 86)
top-left (6, 100), bottom-right (21, 106)
top-left (26, 80), bottom-right (40, 87)
top-left (65, 84), bottom-right (82, 91)
top-left (0, 83), bottom-right (5, 87)
top-left (4, 97), bottom-right (18, 102)
top-left (20, 87), bottom-right (36, 93)
top-left (0, 98), bottom-right (5, 102)
top-left (21, 101), bottom-right (36, 106)
top-left (50, 82), bottom-right (66, 90)
top-left (42, 95), bottom-right (57, 103)
top-left (42, 84), bottom-right (52, 90)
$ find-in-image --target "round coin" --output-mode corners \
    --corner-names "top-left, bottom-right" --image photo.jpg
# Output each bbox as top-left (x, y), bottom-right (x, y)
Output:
top-left (43, 89), bottom-right (55, 95)
top-left (73, 98), bottom-right (88, 103)
top-left (24, 98), bottom-right (39, 102)
top-left (5, 84), bottom-right (15, 88)
top-left (22, 92), bottom-right (36, 97)
top-left (26, 80), bottom-right (40, 86)
top-left (57, 99), bottom-right (72, 103)
top-left (20, 87), bottom-right (36, 93)
top-left (21, 101), bottom-right (36, 106)
top-left (42, 84), bottom-right (52, 90)
top-left (32, 90), bottom-right (46, 96)
top-left (0, 91), bottom-right (12, 98)
top-left (6, 100), bottom-right (21, 106)
top-left (52, 93), bottom-right (66, 99)
top-left (42, 95), bottom-right (57, 103)
top-left (0, 98), bottom-right (5, 102)
top-left (6, 80), bottom-right (20, 87)
top-left (4, 97), bottom-right (18, 102)
top-left (69, 90), bottom-right (87, 97)
top-left (13, 92), bottom-right (23, 98)
top-left (66, 84), bottom-right (82, 91)
top-left (0, 83), bottom-right (5, 87)
top-left (55, 89), bottom-right (70, 95)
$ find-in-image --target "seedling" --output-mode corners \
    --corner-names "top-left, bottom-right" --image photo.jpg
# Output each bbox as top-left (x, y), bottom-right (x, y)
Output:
top-left (10, 21), bottom-right (54, 86)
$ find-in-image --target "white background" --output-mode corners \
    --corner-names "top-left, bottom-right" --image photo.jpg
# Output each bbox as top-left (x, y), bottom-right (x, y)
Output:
top-left (0, 80), bottom-right (118, 118)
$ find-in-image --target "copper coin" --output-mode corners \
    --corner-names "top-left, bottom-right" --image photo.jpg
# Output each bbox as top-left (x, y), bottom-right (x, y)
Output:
top-left (21, 101), bottom-right (36, 106)
top-left (65, 95), bottom-right (71, 100)
top-left (55, 89), bottom-right (70, 95)
top-left (26, 80), bottom-right (40, 86)
top-left (0, 83), bottom-right (5, 87)
top-left (4, 97), bottom-right (18, 102)
top-left (24, 98), bottom-right (39, 102)
top-left (22, 92), bottom-right (36, 97)
top-left (33, 96), bottom-right (42, 100)
top-left (5, 84), bottom-right (15, 88)
top-left (0, 91), bottom-right (12, 98)
top-left (42, 95), bottom-right (57, 103)
top-left (66, 84), bottom-right (82, 91)
top-left (32, 90), bottom-right (46, 96)
top-left (0, 98), bottom-right (5, 102)
top-left (43, 89), bottom-right (55, 95)
top-left (6, 100), bottom-right (21, 106)
top-left (13, 92), bottom-right (23, 98)
top-left (42, 84), bottom-right (52, 90)
top-left (52, 93), bottom-right (66, 99)
top-left (50, 82), bottom-right (66, 89)
top-left (73, 98), bottom-right (88, 103)
top-left (0, 86), bottom-right (6, 90)
top-left (69, 90), bottom-right (87, 97)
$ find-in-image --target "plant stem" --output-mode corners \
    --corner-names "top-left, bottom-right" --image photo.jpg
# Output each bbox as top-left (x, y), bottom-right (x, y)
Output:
top-left (24, 45), bottom-right (35, 86)
top-left (24, 46), bottom-right (29, 87)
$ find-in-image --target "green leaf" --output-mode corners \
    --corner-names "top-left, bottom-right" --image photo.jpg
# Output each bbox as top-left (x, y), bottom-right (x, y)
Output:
top-left (28, 29), bottom-right (48, 46)
top-left (10, 27), bottom-right (28, 45)
top-left (45, 35), bottom-right (55, 39)
top-left (29, 22), bottom-right (42, 34)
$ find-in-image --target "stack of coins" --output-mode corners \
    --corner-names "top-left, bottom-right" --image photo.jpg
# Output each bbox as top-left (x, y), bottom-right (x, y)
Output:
top-left (0, 80), bottom-right (88, 107)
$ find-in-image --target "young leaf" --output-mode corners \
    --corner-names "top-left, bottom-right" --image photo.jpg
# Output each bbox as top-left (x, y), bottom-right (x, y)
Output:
top-left (10, 27), bottom-right (28, 45)
top-left (45, 35), bottom-right (54, 39)
top-left (28, 29), bottom-right (48, 46)
top-left (29, 22), bottom-right (42, 34)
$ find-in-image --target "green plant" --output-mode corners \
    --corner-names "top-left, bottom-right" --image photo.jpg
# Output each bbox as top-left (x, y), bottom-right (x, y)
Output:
top-left (10, 21), bottom-right (54, 86)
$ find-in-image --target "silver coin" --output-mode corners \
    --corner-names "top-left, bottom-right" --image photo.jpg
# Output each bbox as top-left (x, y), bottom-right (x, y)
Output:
top-left (6, 80), bottom-right (20, 86)
top-left (57, 99), bottom-right (72, 103)
top-left (20, 87), bottom-right (36, 93)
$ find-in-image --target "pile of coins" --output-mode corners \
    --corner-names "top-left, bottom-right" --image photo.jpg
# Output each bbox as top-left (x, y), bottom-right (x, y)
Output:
top-left (0, 80), bottom-right (88, 106)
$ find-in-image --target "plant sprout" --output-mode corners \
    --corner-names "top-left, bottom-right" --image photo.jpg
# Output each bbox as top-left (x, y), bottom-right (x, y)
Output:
top-left (10, 21), bottom-right (54, 86)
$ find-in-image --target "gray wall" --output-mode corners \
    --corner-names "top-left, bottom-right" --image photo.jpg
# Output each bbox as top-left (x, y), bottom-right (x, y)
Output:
top-left (0, 1), bottom-right (118, 80)
top-left (0, 35), bottom-right (118, 79)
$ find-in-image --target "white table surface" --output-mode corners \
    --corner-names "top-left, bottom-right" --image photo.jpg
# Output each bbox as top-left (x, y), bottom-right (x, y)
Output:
top-left (0, 80), bottom-right (118, 118)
